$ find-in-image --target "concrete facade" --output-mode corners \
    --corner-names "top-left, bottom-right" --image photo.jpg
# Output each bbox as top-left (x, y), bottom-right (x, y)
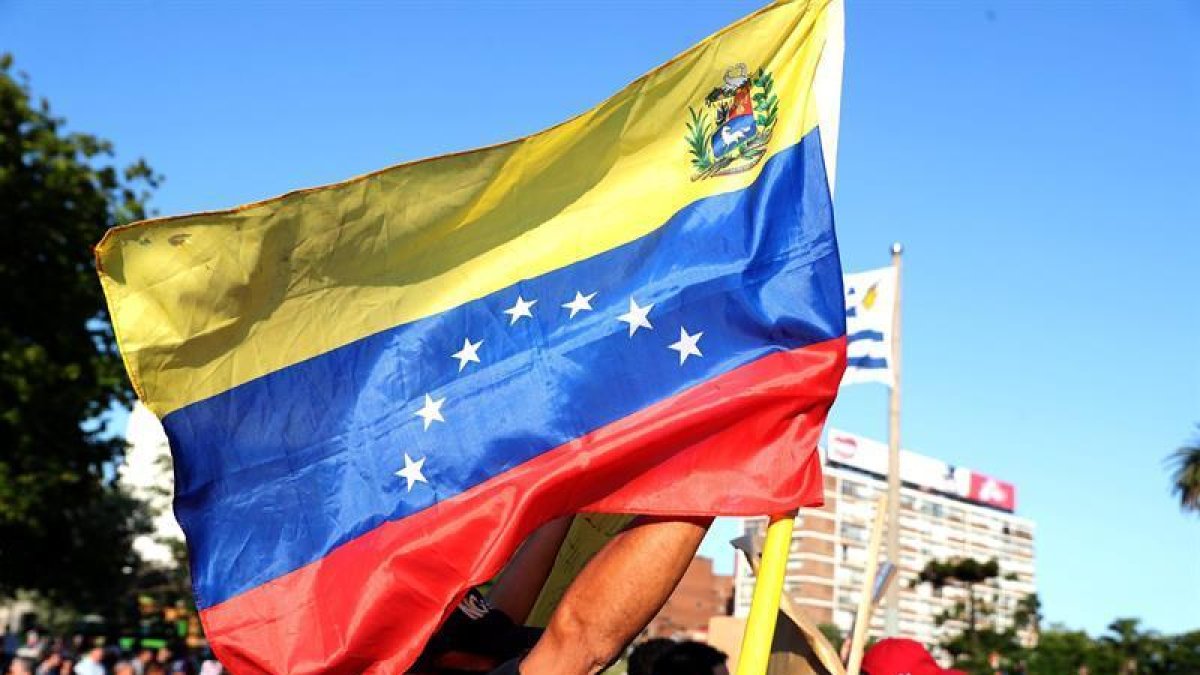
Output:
top-left (646, 556), bottom-right (733, 640)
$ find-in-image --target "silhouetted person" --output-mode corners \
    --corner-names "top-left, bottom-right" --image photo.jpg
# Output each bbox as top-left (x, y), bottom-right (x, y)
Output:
top-left (627, 639), bottom-right (675, 675)
top-left (653, 641), bottom-right (727, 675)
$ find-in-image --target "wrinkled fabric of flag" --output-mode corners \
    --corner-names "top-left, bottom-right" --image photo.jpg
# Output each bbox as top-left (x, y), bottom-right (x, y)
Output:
top-left (95, 1), bottom-right (846, 672)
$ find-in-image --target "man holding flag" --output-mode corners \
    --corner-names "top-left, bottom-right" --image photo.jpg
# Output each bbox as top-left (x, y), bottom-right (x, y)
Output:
top-left (94, 1), bottom-right (845, 673)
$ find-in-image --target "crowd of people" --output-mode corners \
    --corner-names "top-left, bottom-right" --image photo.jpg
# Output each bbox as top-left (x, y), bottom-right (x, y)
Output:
top-left (623, 635), bottom-right (967, 675)
top-left (3, 627), bottom-right (964, 675)
top-left (1, 631), bottom-right (223, 675)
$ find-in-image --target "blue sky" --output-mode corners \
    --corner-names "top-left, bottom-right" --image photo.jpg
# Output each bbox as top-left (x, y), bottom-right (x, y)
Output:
top-left (3, 1), bottom-right (1196, 636)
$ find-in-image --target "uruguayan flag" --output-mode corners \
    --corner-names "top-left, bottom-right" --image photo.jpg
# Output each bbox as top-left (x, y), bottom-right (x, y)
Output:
top-left (842, 266), bottom-right (896, 387)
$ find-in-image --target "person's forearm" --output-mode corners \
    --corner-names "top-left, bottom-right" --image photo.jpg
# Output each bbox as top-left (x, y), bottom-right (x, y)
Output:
top-left (520, 515), bottom-right (712, 675)
top-left (488, 515), bottom-right (574, 624)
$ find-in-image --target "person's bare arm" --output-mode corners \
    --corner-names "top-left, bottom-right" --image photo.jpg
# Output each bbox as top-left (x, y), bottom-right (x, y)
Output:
top-left (519, 515), bottom-right (713, 675)
top-left (488, 515), bottom-right (574, 624)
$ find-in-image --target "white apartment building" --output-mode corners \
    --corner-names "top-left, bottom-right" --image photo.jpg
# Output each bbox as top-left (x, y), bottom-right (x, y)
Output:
top-left (119, 402), bottom-right (184, 566)
top-left (734, 429), bottom-right (1036, 647)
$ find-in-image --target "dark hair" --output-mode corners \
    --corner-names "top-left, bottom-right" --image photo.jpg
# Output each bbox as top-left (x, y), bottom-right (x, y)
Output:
top-left (653, 640), bottom-right (727, 675)
top-left (628, 638), bottom-right (676, 675)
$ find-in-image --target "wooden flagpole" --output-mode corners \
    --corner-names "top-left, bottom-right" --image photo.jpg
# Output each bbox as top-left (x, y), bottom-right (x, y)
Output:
top-left (883, 242), bottom-right (903, 637)
top-left (846, 494), bottom-right (889, 675)
top-left (735, 511), bottom-right (796, 675)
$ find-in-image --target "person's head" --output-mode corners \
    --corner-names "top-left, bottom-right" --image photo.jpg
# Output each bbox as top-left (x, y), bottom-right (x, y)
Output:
top-left (628, 638), bottom-right (675, 675)
top-left (136, 647), bottom-right (155, 663)
top-left (156, 647), bottom-right (173, 663)
top-left (168, 655), bottom-right (194, 675)
top-left (112, 661), bottom-right (136, 675)
top-left (22, 630), bottom-right (39, 646)
top-left (57, 658), bottom-right (74, 675)
top-left (145, 663), bottom-right (168, 675)
top-left (86, 646), bottom-right (104, 663)
top-left (653, 640), bottom-right (728, 675)
top-left (6, 657), bottom-right (34, 675)
top-left (861, 639), bottom-right (966, 675)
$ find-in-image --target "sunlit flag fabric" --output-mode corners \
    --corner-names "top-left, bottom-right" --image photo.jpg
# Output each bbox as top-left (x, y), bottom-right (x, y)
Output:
top-left (95, 1), bottom-right (846, 672)
top-left (841, 265), bottom-right (897, 387)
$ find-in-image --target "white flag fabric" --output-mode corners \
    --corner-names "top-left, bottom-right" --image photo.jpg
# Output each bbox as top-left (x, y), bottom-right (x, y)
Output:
top-left (841, 266), bottom-right (897, 387)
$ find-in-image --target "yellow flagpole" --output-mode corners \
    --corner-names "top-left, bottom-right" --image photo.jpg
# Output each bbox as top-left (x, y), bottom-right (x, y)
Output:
top-left (735, 511), bottom-right (795, 675)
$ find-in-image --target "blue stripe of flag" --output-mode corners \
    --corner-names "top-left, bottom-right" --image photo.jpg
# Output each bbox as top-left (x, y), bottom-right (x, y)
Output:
top-left (847, 329), bottom-right (885, 343)
top-left (847, 355), bottom-right (889, 370)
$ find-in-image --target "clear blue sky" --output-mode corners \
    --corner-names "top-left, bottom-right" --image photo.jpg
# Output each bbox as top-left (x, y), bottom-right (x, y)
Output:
top-left (4, 1), bottom-right (1196, 637)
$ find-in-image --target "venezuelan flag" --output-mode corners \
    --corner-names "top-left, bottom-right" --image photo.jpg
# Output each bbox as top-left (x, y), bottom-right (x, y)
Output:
top-left (95, 1), bottom-right (846, 672)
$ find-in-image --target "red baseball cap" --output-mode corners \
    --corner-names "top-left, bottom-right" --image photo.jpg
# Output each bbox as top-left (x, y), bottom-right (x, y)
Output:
top-left (861, 638), bottom-right (967, 675)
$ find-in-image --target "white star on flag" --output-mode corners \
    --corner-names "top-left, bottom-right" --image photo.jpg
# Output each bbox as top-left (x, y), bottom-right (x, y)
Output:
top-left (396, 453), bottom-right (428, 492)
top-left (617, 298), bottom-right (654, 336)
top-left (414, 394), bottom-right (446, 430)
top-left (451, 337), bottom-right (483, 371)
top-left (669, 327), bottom-right (703, 364)
top-left (562, 291), bottom-right (597, 318)
top-left (503, 296), bottom-right (537, 325)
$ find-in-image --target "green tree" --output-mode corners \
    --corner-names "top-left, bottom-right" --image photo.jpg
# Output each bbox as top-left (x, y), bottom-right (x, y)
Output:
top-left (1167, 427), bottom-right (1200, 514)
top-left (1023, 621), bottom-right (1199, 675)
top-left (915, 557), bottom-right (1001, 665)
top-left (0, 54), bottom-right (157, 613)
top-left (1156, 630), bottom-right (1200, 674)
top-left (1013, 592), bottom-right (1043, 642)
top-left (1104, 618), bottom-right (1155, 675)
top-left (1027, 625), bottom-right (1119, 675)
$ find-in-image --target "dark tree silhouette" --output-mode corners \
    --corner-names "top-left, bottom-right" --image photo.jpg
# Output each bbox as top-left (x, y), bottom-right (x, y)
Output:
top-left (1167, 427), bottom-right (1200, 514)
top-left (0, 54), bottom-right (156, 612)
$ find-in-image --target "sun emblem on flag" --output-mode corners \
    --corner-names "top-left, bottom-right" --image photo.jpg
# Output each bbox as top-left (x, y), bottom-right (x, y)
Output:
top-left (861, 282), bottom-right (879, 311)
top-left (684, 63), bottom-right (780, 181)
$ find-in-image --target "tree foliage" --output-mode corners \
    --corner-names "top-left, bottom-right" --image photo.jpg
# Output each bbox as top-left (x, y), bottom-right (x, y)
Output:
top-left (909, 560), bottom-right (1200, 675)
top-left (1167, 427), bottom-right (1200, 514)
top-left (0, 54), bottom-right (157, 610)
top-left (1023, 623), bottom-right (1200, 675)
top-left (914, 557), bottom-right (1001, 666)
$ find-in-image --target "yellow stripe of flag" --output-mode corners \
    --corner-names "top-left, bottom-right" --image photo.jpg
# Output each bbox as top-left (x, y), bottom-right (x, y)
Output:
top-left (96, 0), bottom-right (835, 416)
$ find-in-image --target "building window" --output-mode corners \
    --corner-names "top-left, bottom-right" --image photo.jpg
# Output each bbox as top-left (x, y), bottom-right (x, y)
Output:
top-left (841, 523), bottom-right (867, 543)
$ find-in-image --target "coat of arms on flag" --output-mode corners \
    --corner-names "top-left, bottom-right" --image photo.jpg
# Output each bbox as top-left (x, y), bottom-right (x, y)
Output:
top-left (685, 63), bottom-right (780, 180)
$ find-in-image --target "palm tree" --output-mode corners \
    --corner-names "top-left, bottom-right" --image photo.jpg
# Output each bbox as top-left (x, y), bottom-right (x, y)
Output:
top-left (1103, 617), bottom-right (1149, 675)
top-left (1167, 427), bottom-right (1200, 514)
